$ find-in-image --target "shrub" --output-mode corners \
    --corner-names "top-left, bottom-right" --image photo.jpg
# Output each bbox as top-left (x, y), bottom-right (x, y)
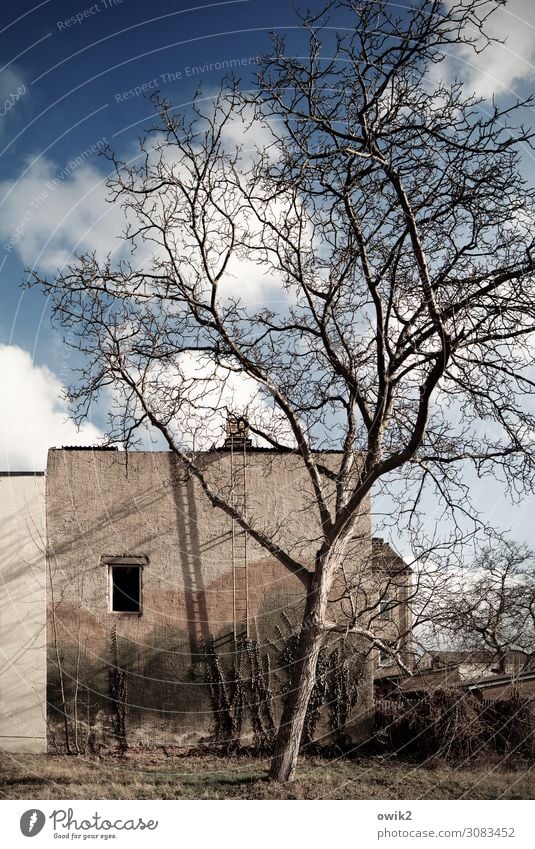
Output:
top-left (374, 687), bottom-right (535, 762)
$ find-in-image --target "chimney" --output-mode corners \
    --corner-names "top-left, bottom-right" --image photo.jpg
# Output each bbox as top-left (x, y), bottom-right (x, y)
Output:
top-left (223, 414), bottom-right (252, 449)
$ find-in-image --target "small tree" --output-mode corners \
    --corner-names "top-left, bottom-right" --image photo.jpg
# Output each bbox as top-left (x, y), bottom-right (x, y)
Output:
top-left (431, 540), bottom-right (535, 674)
top-left (32, 0), bottom-right (535, 781)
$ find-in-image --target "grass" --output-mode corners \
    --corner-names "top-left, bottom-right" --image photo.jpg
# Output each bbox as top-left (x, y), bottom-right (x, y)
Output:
top-left (1, 751), bottom-right (533, 799)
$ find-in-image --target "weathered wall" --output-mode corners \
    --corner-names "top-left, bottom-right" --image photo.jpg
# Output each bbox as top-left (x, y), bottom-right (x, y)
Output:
top-left (46, 448), bottom-right (371, 750)
top-left (0, 473), bottom-right (46, 753)
top-left (370, 538), bottom-right (414, 677)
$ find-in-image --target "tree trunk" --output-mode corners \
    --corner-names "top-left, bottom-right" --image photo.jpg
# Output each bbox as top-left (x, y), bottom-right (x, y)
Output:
top-left (269, 539), bottom-right (355, 782)
top-left (269, 618), bottom-right (325, 782)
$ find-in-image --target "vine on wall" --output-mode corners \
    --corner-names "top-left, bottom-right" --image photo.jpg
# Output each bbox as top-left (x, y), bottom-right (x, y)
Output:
top-left (280, 633), bottom-right (363, 746)
top-left (109, 625), bottom-right (128, 753)
top-left (203, 621), bottom-right (365, 750)
top-left (202, 636), bottom-right (275, 750)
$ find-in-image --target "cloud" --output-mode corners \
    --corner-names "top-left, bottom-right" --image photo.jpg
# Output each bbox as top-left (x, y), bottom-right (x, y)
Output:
top-left (0, 153), bottom-right (123, 271)
top-left (0, 344), bottom-right (291, 469)
top-left (220, 103), bottom-right (279, 162)
top-left (0, 345), bottom-right (102, 471)
top-left (0, 144), bottom-right (286, 306)
top-left (442, 0), bottom-right (535, 98)
top-left (134, 350), bottom-right (295, 451)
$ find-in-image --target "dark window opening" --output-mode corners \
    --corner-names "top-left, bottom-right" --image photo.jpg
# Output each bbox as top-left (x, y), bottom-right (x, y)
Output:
top-left (111, 565), bottom-right (141, 613)
top-left (379, 643), bottom-right (396, 667)
top-left (379, 649), bottom-right (390, 666)
top-left (379, 597), bottom-right (395, 620)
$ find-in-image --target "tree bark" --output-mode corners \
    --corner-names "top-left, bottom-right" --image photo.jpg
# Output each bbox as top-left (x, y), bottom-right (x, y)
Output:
top-left (270, 538), bottom-right (356, 782)
top-left (269, 616), bottom-right (325, 782)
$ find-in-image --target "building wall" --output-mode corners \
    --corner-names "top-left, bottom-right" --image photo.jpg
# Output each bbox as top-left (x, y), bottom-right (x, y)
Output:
top-left (46, 448), bottom-right (372, 749)
top-left (0, 473), bottom-right (46, 753)
top-left (369, 538), bottom-right (414, 679)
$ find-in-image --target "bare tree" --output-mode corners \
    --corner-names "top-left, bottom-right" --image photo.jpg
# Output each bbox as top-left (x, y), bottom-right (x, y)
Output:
top-left (429, 540), bottom-right (535, 674)
top-left (31, 0), bottom-right (535, 781)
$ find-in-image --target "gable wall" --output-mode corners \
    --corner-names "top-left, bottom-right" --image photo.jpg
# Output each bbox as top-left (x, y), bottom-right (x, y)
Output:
top-left (46, 449), bottom-right (371, 748)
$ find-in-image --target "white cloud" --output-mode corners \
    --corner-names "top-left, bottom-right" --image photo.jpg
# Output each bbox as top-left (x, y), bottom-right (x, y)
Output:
top-left (220, 104), bottom-right (279, 162)
top-left (0, 345), bottom-right (102, 471)
top-left (0, 156), bottom-right (124, 271)
top-left (0, 66), bottom-right (26, 100)
top-left (122, 352), bottom-right (294, 451)
top-left (0, 144), bottom-right (286, 306)
top-left (442, 0), bottom-right (535, 98)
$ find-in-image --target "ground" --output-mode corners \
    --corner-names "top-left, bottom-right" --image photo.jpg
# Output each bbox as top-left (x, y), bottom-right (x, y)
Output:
top-left (1, 753), bottom-right (533, 799)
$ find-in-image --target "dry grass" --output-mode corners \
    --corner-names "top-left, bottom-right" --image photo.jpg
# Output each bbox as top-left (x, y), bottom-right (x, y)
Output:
top-left (1, 751), bottom-right (533, 800)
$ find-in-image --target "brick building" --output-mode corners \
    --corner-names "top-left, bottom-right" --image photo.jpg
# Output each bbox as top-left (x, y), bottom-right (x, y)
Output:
top-left (45, 438), bottom-right (380, 750)
top-left (0, 428), bottom-right (413, 752)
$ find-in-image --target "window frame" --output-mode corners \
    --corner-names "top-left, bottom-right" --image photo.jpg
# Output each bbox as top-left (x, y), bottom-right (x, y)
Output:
top-left (378, 642), bottom-right (397, 667)
top-left (378, 648), bottom-right (391, 667)
top-left (101, 555), bottom-right (148, 616)
top-left (378, 593), bottom-right (397, 621)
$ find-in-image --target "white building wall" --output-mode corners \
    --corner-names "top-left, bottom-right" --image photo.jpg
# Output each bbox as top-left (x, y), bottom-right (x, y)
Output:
top-left (0, 473), bottom-right (46, 752)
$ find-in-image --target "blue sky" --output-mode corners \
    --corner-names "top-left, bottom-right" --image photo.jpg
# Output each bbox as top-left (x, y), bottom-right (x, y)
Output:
top-left (0, 0), bottom-right (315, 467)
top-left (0, 0), bottom-right (303, 358)
top-left (1, 0), bottom-right (535, 544)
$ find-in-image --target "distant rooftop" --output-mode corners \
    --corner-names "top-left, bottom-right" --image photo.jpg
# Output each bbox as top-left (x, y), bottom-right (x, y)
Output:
top-left (372, 537), bottom-right (411, 573)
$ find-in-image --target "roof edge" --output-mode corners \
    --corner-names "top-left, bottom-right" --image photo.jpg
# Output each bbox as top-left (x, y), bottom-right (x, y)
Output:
top-left (0, 471), bottom-right (45, 476)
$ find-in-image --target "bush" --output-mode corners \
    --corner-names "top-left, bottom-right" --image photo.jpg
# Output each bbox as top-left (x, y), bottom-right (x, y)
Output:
top-left (374, 687), bottom-right (534, 762)
top-left (480, 691), bottom-right (535, 759)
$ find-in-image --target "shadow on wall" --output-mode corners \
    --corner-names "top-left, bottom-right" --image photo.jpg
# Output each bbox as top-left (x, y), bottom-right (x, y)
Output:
top-left (170, 456), bottom-right (211, 655)
top-left (47, 607), bottom-right (373, 754)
